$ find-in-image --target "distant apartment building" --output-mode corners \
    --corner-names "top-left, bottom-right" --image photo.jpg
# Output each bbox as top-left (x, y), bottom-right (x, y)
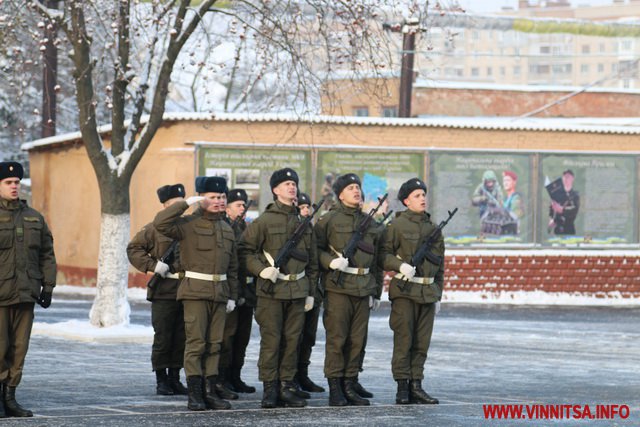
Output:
top-left (417, 0), bottom-right (640, 89)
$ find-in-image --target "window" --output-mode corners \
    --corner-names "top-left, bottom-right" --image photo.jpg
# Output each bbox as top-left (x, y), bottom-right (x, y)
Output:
top-left (513, 65), bottom-right (521, 76)
top-left (500, 66), bottom-right (506, 76)
top-left (580, 64), bottom-right (590, 74)
top-left (599, 43), bottom-right (605, 53)
top-left (540, 46), bottom-right (551, 54)
top-left (471, 67), bottom-right (479, 77)
top-left (598, 63), bottom-right (604, 73)
top-left (353, 107), bottom-right (369, 117)
top-left (487, 67), bottom-right (492, 76)
top-left (382, 106), bottom-right (398, 118)
top-left (472, 31), bottom-right (479, 40)
top-left (581, 45), bottom-right (590, 54)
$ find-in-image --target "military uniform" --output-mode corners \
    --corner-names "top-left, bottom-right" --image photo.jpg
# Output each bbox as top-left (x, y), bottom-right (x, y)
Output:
top-left (239, 168), bottom-right (318, 408)
top-left (154, 176), bottom-right (238, 411)
top-left (127, 216), bottom-right (186, 395)
top-left (0, 162), bottom-right (56, 418)
top-left (313, 173), bottom-right (382, 406)
top-left (381, 178), bottom-right (443, 405)
top-left (471, 170), bottom-right (504, 218)
top-left (549, 189), bottom-right (579, 235)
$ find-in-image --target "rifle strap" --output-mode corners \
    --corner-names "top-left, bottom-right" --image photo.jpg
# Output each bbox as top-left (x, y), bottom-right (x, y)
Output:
top-left (263, 250), bottom-right (276, 267)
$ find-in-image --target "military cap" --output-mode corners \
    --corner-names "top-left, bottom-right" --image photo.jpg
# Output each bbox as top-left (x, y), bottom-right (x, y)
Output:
top-left (332, 173), bottom-right (361, 197)
top-left (297, 192), bottom-right (311, 207)
top-left (270, 168), bottom-right (299, 190)
top-left (503, 170), bottom-right (518, 181)
top-left (228, 188), bottom-right (248, 204)
top-left (195, 176), bottom-right (228, 194)
top-left (398, 178), bottom-right (427, 205)
top-left (156, 183), bottom-right (185, 203)
top-left (0, 161), bottom-right (24, 181)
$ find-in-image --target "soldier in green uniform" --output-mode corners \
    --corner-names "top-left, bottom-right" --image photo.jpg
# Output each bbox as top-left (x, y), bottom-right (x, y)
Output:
top-left (218, 189), bottom-right (255, 396)
top-left (154, 176), bottom-right (238, 411)
top-left (127, 184), bottom-right (188, 396)
top-left (293, 192), bottom-right (324, 394)
top-left (381, 178), bottom-right (442, 405)
top-left (0, 161), bottom-right (56, 418)
top-left (314, 173), bottom-right (382, 407)
top-left (239, 168), bottom-right (318, 409)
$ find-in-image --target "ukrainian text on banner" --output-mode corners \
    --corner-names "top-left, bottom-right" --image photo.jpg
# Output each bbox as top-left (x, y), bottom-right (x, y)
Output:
top-left (198, 147), bottom-right (311, 217)
top-left (430, 152), bottom-right (533, 245)
top-left (316, 150), bottom-right (423, 215)
top-left (539, 154), bottom-right (637, 246)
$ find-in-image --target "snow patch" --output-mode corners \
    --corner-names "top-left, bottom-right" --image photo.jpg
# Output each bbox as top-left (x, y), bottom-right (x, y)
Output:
top-left (32, 320), bottom-right (152, 344)
top-left (443, 290), bottom-right (640, 306)
top-left (54, 284), bottom-right (149, 302)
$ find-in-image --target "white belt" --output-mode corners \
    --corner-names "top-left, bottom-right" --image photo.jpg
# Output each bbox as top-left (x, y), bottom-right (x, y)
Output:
top-left (185, 271), bottom-right (228, 282)
top-left (395, 273), bottom-right (434, 285)
top-left (277, 271), bottom-right (306, 281)
top-left (166, 272), bottom-right (180, 279)
top-left (342, 266), bottom-right (370, 275)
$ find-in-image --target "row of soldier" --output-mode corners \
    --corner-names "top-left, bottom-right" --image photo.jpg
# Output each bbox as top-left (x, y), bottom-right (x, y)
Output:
top-left (126, 167), bottom-right (446, 411)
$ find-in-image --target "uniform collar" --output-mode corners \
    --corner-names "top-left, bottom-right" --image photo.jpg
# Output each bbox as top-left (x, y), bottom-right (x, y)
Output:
top-left (0, 198), bottom-right (22, 211)
top-left (403, 209), bottom-right (429, 222)
top-left (337, 201), bottom-right (360, 215)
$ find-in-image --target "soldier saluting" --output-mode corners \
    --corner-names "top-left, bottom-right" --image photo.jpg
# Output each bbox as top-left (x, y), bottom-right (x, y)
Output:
top-left (381, 178), bottom-right (443, 405)
top-left (0, 161), bottom-right (56, 418)
top-left (314, 173), bottom-right (383, 407)
top-left (154, 176), bottom-right (238, 411)
top-left (239, 168), bottom-right (318, 409)
top-left (127, 184), bottom-right (188, 397)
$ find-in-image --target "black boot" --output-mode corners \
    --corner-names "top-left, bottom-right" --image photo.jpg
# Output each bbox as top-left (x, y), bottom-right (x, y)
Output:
top-left (155, 369), bottom-right (174, 395)
top-left (204, 376), bottom-right (231, 410)
top-left (352, 375), bottom-right (373, 398)
top-left (409, 379), bottom-right (439, 404)
top-left (2, 384), bottom-right (32, 417)
top-left (344, 377), bottom-right (370, 406)
top-left (327, 378), bottom-right (348, 407)
top-left (0, 393), bottom-right (5, 419)
top-left (229, 367), bottom-right (256, 393)
top-left (278, 381), bottom-right (307, 407)
top-left (395, 379), bottom-right (410, 405)
top-left (214, 371), bottom-right (239, 400)
top-left (186, 376), bottom-right (206, 411)
top-left (261, 381), bottom-right (278, 409)
top-left (297, 365), bottom-right (325, 393)
top-left (167, 368), bottom-right (188, 395)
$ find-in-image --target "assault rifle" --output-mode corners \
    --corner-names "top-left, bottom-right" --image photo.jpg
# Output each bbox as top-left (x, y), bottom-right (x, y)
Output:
top-left (147, 240), bottom-right (178, 290)
top-left (410, 207), bottom-right (457, 276)
top-left (377, 209), bottom-right (393, 225)
top-left (266, 197), bottom-right (324, 294)
top-left (333, 193), bottom-right (388, 287)
top-left (231, 200), bottom-right (253, 229)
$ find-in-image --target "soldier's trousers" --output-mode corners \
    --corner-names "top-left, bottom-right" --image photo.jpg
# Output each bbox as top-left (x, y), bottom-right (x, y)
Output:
top-left (323, 292), bottom-right (370, 378)
top-left (151, 299), bottom-right (185, 371)
top-left (182, 300), bottom-right (226, 378)
top-left (0, 303), bottom-right (34, 387)
top-left (255, 297), bottom-right (304, 382)
top-left (389, 297), bottom-right (436, 380)
top-left (219, 307), bottom-right (239, 370)
top-left (230, 304), bottom-right (254, 371)
top-left (298, 304), bottom-right (321, 368)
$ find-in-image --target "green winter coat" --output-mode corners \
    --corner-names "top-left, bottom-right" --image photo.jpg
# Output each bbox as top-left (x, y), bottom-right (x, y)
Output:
top-left (0, 198), bottom-right (56, 306)
top-left (314, 202), bottom-right (383, 299)
top-left (153, 201), bottom-right (238, 302)
top-left (239, 200), bottom-right (318, 300)
top-left (381, 209), bottom-right (445, 303)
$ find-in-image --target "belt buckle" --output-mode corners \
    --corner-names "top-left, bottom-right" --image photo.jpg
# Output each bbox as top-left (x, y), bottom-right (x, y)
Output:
top-left (357, 268), bottom-right (365, 275)
top-left (288, 274), bottom-right (295, 281)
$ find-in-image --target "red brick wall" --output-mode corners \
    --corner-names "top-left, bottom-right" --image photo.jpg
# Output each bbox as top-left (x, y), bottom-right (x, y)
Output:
top-left (445, 254), bottom-right (640, 297)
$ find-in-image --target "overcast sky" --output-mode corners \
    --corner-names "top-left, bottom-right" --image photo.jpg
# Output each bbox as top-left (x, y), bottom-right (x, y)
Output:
top-left (456, 0), bottom-right (616, 14)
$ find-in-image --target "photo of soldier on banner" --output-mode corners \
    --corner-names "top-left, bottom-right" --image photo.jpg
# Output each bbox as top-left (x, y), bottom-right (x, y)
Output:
top-left (430, 152), bottom-right (532, 245)
top-left (198, 146), bottom-right (311, 218)
top-left (539, 154), bottom-right (637, 246)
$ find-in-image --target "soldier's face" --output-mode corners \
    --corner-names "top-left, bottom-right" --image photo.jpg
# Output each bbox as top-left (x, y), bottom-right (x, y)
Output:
top-left (503, 176), bottom-right (515, 192)
top-left (273, 180), bottom-right (298, 205)
top-left (0, 177), bottom-right (19, 201)
top-left (404, 189), bottom-right (426, 213)
top-left (562, 173), bottom-right (574, 190)
top-left (299, 204), bottom-right (311, 217)
top-left (484, 179), bottom-right (495, 190)
top-left (203, 192), bottom-right (227, 213)
top-left (226, 200), bottom-right (246, 220)
top-left (339, 183), bottom-right (361, 208)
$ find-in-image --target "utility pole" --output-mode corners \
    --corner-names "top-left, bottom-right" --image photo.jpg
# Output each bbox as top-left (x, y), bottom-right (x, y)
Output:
top-left (42, 0), bottom-right (59, 138)
top-left (384, 18), bottom-right (421, 118)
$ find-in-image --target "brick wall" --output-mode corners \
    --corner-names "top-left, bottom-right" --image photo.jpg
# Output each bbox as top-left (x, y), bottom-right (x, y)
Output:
top-left (444, 253), bottom-right (640, 297)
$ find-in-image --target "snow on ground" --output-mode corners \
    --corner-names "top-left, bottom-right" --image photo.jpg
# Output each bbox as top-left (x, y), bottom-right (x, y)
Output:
top-left (32, 319), bottom-right (153, 344)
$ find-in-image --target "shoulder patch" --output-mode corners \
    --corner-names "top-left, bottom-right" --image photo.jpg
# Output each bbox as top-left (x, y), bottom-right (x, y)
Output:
top-left (23, 216), bottom-right (40, 222)
top-left (0, 216), bottom-right (11, 223)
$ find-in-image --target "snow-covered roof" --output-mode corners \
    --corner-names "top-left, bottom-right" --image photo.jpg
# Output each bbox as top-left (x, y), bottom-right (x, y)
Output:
top-left (413, 79), bottom-right (640, 95)
top-left (20, 112), bottom-right (640, 152)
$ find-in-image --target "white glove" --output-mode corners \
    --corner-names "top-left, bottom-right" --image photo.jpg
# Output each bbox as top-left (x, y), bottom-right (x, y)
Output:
top-left (259, 266), bottom-right (279, 283)
top-left (304, 296), bottom-right (314, 312)
top-left (226, 299), bottom-right (236, 313)
top-left (435, 301), bottom-right (441, 315)
top-left (153, 261), bottom-right (170, 278)
top-left (237, 297), bottom-right (246, 306)
top-left (399, 263), bottom-right (416, 279)
top-left (185, 196), bottom-right (205, 206)
top-left (329, 256), bottom-right (349, 272)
